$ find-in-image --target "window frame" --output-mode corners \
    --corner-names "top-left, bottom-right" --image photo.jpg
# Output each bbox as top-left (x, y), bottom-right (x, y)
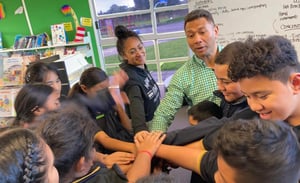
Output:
top-left (90, 0), bottom-right (190, 84)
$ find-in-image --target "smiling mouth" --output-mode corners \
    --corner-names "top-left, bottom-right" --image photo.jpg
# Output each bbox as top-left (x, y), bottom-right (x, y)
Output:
top-left (258, 111), bottom-right (272, 119)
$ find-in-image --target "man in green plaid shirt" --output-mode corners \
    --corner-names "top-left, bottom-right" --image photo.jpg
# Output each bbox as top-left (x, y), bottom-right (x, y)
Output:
top-left (147, 9), bottom-right (221, 133)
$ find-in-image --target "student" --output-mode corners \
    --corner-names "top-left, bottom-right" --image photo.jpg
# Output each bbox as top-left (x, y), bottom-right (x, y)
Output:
top-left (228, 35), bottom-right (300, 128)
top-left (149, 9), bottom-right (221, 133)
top-left (25, 61), bottom-right (63, 98)
top-left (115, 25), bottom-right (161, 135)
top-left (37, 103), bottom-right (165, 183)
top-left (186, 99), bottom-right (222, 182)
top-left (188, 100), bottom-right (222, 126)
top-left (68, 67), bottom-right (135, 154)
top-left (164, 41), bottom-right (251, 147)
top-left (156, 118), bottom-right (300, 183)
top-left (13, 84), bottom-right (60, 129)
top-left (164, 35), bottom-right (300, 183)
top-left (0, 128), bottom-right (59, 183)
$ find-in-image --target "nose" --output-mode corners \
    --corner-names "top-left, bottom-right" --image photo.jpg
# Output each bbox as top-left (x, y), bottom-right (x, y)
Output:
top-left (217, 81), bottom-right (225, 91)
top-left (53, 82), bottom-right (61, 93)
top-left (194, 33), bottom-right (203, 43)
top-left (247, 98), bottom-right (263, 112)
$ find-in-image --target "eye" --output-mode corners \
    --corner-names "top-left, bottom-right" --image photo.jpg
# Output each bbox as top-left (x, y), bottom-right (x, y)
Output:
top-left (138, 45), bottom-right (144, 50)
top-left (187, 33), bottom-right (194, 38)
top-left (46, 81), bottom-right (54, 86)
top-left (129, 50), bottom-right (136, 55)
top-left (199, 31), bottom-right (206, 35)
top-left (257, 94), bottom-right (268, 100)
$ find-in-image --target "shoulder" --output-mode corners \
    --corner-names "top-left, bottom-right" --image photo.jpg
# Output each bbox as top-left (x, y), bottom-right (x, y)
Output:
top-left (75, 165), bottom-right (127, 183)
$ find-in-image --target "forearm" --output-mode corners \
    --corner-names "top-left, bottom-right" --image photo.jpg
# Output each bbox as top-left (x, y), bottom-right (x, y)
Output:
top-left (115, 104), bottom-right (132, 131)
top-left (127, 88), bottom-right (148, 134)
top-left (164, 116), bottom-right (225, 145)
top-left (156, 144), bottom-right (206, 174)
top-left (95, 131), bottom-right (136, 153)
top-left (126, 152), bottom-right (152, 182)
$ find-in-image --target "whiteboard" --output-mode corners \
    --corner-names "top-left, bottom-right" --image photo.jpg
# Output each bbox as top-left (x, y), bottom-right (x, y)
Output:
top-left (188, 0), bottom-right (300, 53)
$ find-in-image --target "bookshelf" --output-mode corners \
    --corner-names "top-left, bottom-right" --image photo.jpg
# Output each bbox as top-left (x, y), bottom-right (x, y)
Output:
top-left (0, 32), bottom-right (96, 66)
top-left (0, 32), bottom-right (95, 124)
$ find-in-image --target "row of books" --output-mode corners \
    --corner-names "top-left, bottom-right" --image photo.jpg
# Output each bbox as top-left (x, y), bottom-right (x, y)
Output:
top-left (13, 33), bottom-right (49, 49)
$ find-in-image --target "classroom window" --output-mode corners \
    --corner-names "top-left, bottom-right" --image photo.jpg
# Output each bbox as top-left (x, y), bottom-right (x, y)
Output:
top-left (92, 0), bottom-right (190, 86)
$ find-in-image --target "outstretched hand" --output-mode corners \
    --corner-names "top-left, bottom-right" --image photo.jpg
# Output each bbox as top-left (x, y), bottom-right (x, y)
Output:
top-left (103, 151), bottom-right (135, 168)
top-left (135, 132), bottom-right (166, 156)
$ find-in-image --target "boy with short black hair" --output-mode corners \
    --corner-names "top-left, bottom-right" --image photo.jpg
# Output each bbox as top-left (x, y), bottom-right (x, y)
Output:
top-left (187, 100), bottom-right (222, 126)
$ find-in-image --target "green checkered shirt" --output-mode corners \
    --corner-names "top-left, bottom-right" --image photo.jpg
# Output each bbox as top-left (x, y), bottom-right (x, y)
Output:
top-left (149, 53), bottom-right (220, 132)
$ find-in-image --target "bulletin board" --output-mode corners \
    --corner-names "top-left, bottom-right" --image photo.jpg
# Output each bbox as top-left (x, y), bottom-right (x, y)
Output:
top-left (0, 0), bottom-right (30, 48)
top-left (0, 0), bottom-right (100, 66)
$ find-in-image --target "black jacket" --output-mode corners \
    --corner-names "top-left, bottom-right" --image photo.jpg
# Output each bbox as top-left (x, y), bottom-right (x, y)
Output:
top-left (120, 63), bottom-right (160, 134)
top-left (164, 92), bottom-right (252, 146)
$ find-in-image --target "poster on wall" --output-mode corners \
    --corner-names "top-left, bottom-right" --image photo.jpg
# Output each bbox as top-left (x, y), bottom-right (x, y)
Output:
top-left (51, 24), bottom-right (67, 45)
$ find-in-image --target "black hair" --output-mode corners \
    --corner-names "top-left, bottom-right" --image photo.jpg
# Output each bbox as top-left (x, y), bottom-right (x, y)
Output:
top-left (184, 9), bottom-right (215, 29)
top-left (25, 62), bottom-right (61, 84)
top-left (68, 67), bottom-right (108, 97)
top-left (228, 36), bottom-right (300, 83)
top-left (115, 25), bottom-right (142, 58)
top-left (214, 118), bottom-right (300, 183)
top-left (14, 84), bottom-right (54, 126)
top-left (188, 100), bottom-right (222, 122)
top-left (0, 128), bottom-right (48, 183)
top-left (215, 41), bottom-right (244, 65)
top-left (36, 102), bottom-right (98, 182)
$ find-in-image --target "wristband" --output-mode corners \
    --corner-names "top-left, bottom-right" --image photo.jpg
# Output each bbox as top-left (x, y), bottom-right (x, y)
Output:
top-left (139, 150), bottom-right (152, 159)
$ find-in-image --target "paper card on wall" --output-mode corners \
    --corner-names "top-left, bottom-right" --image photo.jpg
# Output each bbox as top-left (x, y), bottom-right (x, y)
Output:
top-left (64, 22), bottom-right (73, 31)
top-left (51, 24), bottom-right (67, 45)
top-left (0, 88), bottom-right (20, 118)
top-left (2, 57), bottom-right (24, 86)
top-left (80, 17), bottom-right (92, 27)
top-left (0, 89), bottom-right (14, 117)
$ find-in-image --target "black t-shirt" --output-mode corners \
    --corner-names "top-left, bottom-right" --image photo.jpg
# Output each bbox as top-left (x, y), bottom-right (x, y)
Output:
top-left (72, 164), bottom-right (127, 183)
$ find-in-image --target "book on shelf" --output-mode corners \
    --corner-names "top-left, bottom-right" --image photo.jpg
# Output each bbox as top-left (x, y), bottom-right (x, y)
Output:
top-left (0, 88), bottom-right (18, 117)
top-left (2, 57), bottom-right (24, 86)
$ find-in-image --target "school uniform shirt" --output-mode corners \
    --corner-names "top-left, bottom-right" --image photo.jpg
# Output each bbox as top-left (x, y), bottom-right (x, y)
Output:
top-left (150, 48), bottom-right (222, 132)
top-left (214, 90), bottom-right (248, 118)
top-left (120, 63), bottom-right (160, 134)
top-left (94, 109), bottom-right (134, 154)
top-left (72, 163), bottom-right (127, 183)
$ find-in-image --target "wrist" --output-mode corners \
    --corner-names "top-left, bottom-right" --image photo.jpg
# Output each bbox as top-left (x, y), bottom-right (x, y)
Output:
top-left (139, 150), bottom-right (153, 159)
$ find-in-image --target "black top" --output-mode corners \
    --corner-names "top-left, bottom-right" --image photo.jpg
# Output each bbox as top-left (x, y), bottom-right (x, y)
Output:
top-left (120, 63), bottom-right (160, 134)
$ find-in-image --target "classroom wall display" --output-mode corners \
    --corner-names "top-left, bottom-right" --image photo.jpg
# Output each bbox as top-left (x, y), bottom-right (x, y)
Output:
top-left (188, 0), bottom-right (300, 52)
top-left (0, 0), bottom-right (101, 67)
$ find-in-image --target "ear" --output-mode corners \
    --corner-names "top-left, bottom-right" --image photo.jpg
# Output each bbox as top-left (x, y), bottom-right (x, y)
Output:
top-left (80, 84), bottom-right (88, 93)
top-left (214, 24), bottom-right (219, 37)
top-left (74, 156), bottom-right (92, 176)
top-left (33, 107), bottom-right (45, 116)
top-left (289, 73), bottom-right (300, 94)
top-left (75, 157), bottom-right (86, 172)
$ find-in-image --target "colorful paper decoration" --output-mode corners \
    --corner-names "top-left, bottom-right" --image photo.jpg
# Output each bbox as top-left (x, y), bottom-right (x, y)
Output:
top-left (61, 5), bottom-right (79, 28)
top-left (0, 3), bottom-right (5, 19)
top-left (74, 27), bottom-right (85, 42)
top-left (61, 5), bottom-right (72, 16)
